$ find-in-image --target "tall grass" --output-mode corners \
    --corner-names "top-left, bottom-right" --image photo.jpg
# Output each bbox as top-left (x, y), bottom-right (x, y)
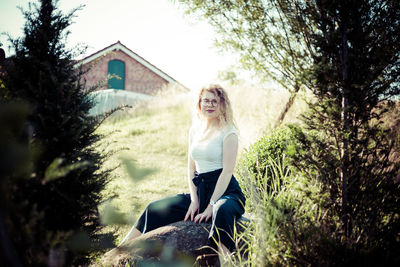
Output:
top-left (221, 156), bottom-right (325, 266)
top-left (95, 82), bottom-right (309, 251)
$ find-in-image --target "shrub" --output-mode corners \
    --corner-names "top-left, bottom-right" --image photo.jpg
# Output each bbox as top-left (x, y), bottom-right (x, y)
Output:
top-left (233, 126), bottom-right (324, 266)
top-left (286, 117), bottom-right (400, 266)
top-left (238, 126), bottom-right (295, 192)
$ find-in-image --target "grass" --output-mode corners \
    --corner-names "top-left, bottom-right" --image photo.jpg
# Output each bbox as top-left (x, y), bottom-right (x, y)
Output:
top-left (95, 82), bottom-right (309, 249)
top-left (227, 157), bottom-right (324, 267)
top-left (96, 97), bottom-right (192, 243)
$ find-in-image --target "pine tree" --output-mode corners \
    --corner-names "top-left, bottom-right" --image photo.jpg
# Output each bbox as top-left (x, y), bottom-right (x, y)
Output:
top-left (1, 0), bottom-right (114, 264)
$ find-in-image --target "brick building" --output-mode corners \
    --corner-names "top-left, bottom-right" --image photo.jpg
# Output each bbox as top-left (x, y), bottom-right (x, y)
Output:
top-left (74, 41), bottom-right (186, 95)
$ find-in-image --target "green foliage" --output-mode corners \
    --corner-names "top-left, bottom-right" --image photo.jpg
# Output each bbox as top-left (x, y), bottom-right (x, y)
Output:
top-left (119, 155), bottom-right (157, 184)
top-left (44, 157), bottom-right (90, 182)
top-left (180, 0), bottom-right (400, 265)
top-left (217, 69), bottom-right (239, 85)
top-left (175, 0), bottom-right (315, 124)
top-left (238, 126), bottom-right (294, 192)
top-left (235, 127), bottom-right (320, 265)
top-left (287, 121), bottom-right (400, 266)
top-left (235, 142), bottom-right (325, 266)
top-left (94, 95), bottom-right (192, 252)
top-left (0, 0), bottom-right (115, 265)
top-left (284, 1), bottom-right (400, 265)
top-left (176, 0), bottom-right (313, 90)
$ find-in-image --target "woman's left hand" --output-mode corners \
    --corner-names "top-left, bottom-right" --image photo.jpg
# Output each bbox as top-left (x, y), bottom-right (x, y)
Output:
top-left (194, 204), bottom-right (213, 223)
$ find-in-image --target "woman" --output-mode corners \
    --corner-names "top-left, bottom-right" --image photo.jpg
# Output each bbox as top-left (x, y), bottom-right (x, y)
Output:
top-left (119, 84), bottom-right (245, 255)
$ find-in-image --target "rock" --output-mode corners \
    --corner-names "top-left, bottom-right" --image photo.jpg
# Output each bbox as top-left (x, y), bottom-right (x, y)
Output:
top-left (99, 216), bottom-right (251, 267)
top-left (100, 221), bottom-right (210, 266)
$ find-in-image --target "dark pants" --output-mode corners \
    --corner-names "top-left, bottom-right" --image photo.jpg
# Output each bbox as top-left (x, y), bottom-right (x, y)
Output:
top-left (134, 192), bottom-right (245, 251)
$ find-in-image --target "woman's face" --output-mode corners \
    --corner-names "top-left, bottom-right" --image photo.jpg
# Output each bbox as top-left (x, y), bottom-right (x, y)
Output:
top-left (200, 91), bottom-right (220, 120)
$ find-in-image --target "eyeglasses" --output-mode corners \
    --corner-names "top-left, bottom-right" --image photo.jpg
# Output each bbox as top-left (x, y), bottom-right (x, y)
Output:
top-left (201, 99), bottom-right (218, 107)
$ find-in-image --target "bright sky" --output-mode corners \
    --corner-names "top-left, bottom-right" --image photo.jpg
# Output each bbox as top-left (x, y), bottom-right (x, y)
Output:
top-left (0, 0), bottom-right (240, 90)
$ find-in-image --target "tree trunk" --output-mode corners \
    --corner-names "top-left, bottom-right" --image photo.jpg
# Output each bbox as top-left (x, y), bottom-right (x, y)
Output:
top-left (275, 84), bottom-right (300, 127)
top-left (341, 20), bottom-right (350, 239)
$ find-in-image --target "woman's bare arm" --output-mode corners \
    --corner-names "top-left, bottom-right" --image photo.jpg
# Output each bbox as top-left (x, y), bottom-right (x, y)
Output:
top-left (185, 129), bottom-right (199, 221)
top-left (209, 133), bottom-right (238, 203)
top-left (187, 129), bottom-right (198, 203)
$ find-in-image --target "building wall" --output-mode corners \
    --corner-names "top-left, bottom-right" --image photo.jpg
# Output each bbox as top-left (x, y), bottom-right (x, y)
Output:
top-left (81, 49), bottom-right (169, 95)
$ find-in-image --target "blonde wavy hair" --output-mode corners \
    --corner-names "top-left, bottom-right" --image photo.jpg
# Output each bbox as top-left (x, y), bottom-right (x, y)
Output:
top-left (195, 84), bottom-right (236, 128)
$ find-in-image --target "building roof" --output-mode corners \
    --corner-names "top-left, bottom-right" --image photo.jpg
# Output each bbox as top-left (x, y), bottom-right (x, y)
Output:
top-left (74, 41), bottom-right (188, 90)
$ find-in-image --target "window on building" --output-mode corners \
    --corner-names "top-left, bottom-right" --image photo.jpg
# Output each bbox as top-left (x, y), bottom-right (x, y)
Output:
top-left (108, 60), bottom-right (125, 90)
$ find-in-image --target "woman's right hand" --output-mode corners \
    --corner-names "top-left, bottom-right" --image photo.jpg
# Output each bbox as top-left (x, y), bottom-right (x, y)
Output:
top-left (184, 200), bottom-right (199, 222)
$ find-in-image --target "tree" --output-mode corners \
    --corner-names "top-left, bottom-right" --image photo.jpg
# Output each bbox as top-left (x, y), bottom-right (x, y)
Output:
top-left (175, 0), bottom-right (316, 125)
top-left (1, 0), bottom-right (114, 265)
top-left (0, 103), bottom-right (28, 267)
top-left (178, 0), bottom-right (400, 264)
top-left (287, 1), bottom-right (400, 263)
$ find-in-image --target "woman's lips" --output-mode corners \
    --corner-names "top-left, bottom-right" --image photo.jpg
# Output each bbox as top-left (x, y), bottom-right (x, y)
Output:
top-left (206, 109), bottom-right (214, 113)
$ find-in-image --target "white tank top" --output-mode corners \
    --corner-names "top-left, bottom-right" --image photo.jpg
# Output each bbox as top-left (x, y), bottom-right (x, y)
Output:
top-left (189, 124), bottom-right (238, 173)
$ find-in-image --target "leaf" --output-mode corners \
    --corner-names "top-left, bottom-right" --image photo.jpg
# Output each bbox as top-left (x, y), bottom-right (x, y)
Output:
top-left (44, 157), bottom-right (90, 183)
top-left (119, 155), bottom-right (156, 183)
top-left (100, 201), bottom-right (128, 225)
